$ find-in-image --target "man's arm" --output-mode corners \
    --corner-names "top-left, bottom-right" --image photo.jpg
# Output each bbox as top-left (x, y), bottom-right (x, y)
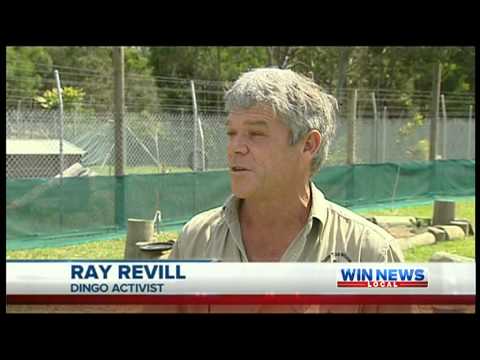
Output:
top-left (167, 236), bottom-right (181, 259)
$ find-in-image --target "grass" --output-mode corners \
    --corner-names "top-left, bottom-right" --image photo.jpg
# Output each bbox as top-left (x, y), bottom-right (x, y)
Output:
top-left (6, 232), bottom-right (178, 260)
top-left (356, 199), bottom-right (475, 262)
top-left (355, 200), bottom-right (475, 225)
top-left (7, 239), bottom-right (128, 260)
top-left (89, 165), bottom-right (194, 176)
top-left (6, 199), bottom-right (475, 262)
top-left (88, 166), bottom-right (230, 176)
top-left (401, 237), bottom-right (475, 262)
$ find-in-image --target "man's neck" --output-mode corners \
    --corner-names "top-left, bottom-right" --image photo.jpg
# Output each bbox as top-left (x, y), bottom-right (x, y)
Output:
top-left (237, 181), bottom-right (313, 261)
top-left (239, 181), bottom-right (312, 229)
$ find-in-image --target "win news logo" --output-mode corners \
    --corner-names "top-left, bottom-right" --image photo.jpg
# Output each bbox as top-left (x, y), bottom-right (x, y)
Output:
top-left (337, 267), bottom-right (428, 288)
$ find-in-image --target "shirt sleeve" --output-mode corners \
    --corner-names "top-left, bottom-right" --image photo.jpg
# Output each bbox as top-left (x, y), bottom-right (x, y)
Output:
top-left (167, 241), bottom-right (180, 259)
top-left (361, 228), bottom-right (405, 263)
top-left (385, 239), bottom-right (405, 262)
top-left (167, 226), bottom-right (187, 260)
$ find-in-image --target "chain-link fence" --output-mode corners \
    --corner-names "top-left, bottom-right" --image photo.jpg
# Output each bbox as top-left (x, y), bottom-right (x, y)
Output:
top-left (6, 109), bottom-right (229, 178)
top-left (6, 106), bottom-right (476, 179)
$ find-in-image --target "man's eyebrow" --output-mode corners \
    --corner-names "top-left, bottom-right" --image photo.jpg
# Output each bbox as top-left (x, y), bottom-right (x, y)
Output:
top-left (226, 120), bottom-right (269, 127)
top-left (245, 120), bottom-right (268, 127)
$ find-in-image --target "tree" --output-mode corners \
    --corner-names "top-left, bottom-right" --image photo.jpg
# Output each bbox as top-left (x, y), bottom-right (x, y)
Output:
top-left (45, 46), bottom-right (159, 113)
top-left (6, 46), bottom-right (53, 109)
top-left (45, 46), bottom-right (114, 112)
top-left (124, 47), bottom-right (159, 112)
top-left (34, 86), bottom-right (86, 111)
top-left (148, 46), bottom-right (270, 112)
top-left (6, 46), bottom-right (474, 116)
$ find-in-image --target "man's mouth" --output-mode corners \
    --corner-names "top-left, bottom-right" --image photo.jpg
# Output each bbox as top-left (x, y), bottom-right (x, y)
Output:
top-left (230, 166), bottom-right (250, 172)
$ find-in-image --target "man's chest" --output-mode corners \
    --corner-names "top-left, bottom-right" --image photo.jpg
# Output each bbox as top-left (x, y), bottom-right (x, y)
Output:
top-left (240, 225), bottom-right (306, 262)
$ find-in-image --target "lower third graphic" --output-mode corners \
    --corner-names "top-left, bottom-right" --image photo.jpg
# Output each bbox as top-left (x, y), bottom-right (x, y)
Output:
top-left (337, 267), bottom-right (429, 288)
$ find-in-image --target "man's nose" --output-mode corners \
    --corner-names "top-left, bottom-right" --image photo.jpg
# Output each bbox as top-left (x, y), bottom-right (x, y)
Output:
top-left (228, 134), bottom-right (249, 155)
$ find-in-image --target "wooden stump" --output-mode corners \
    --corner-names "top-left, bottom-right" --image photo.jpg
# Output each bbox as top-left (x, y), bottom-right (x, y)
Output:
top-left (124, 219), bottom-right (154, 259)
top-left (427, 226), bottom-right (447, 241)
top-left (407, 232), bottom-right (436, 248)
top-left (449, 220), bottom-right (474, 236)
top-left (432, 200), bottom-right (455, 226)
top-left (435, 225), bottom-right (465, 240)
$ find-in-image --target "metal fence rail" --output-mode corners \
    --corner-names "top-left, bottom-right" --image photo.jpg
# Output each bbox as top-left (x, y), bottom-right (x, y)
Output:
top-left (6, 108), bottom-right (476, 179)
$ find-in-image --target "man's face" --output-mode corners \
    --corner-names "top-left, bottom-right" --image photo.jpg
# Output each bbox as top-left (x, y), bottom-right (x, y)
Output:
top-left (227, 104), bottom-right (304, 200)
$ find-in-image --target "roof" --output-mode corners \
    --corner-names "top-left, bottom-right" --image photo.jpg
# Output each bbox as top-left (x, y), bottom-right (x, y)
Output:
top-left (6, 139), bottom-right (86, 155)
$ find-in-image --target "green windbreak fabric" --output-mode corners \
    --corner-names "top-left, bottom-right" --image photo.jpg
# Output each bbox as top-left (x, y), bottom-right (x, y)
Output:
top-left (6, 160), bottom-right (475, 250)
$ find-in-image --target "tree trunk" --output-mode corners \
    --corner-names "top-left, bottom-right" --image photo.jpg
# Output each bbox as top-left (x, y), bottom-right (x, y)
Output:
top-left (267, 47), bottom-right (274, 67)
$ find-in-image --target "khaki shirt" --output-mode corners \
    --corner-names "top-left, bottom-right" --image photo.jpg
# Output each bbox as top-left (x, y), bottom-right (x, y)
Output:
top-left (169, 182), bottom-right (404, 263)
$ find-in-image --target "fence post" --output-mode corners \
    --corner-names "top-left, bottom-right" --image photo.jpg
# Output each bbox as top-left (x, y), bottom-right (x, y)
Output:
top-left (54, 70), bottom-right (65, 177)
top-left (441, 94), bottom-right (447, 159)
top-left (467, 105), bottom-right (473, 159)
top-left (191, 80), bottom-right (198, 171)
top-left (371, 92), bottom-right (378, 163)
top-left (381, 106), bottom-right (387, 162)
top-left (113, 46), bottom-right (126, 230)
top-left (199, 116), bottom-right (206, 171)
top-left (54, 70), bottom-right (64, 233)
top-left (347, 89), bottom-right (357, 164)
top-left (429, 62), bottom-right (442, 161)
top-left (16, 100), bottom-right (21, 123)
top-left (191, 80), bottom-right (206, 172)
top-left (113, 47), bottom-right (126, 176)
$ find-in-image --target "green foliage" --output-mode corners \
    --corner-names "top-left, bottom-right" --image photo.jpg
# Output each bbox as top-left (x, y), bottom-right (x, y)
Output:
top-left (6, 46), bottom-right (53, 105)
top-left (396, 112), bottom-right (428, 159)
top-left (398, 113), bottom-right (425, 137)
top-left (44, 46), bottom-right (158, 113)
top-left (34, 86), bottom-right (86, 111)
top-left (124, 47), bottom-right (159, 112)
top-left (406, 139), bottom-right (430, 160)
top-left (148, 47), bottom-right (271, 111)
top-left (6, 46), bottom-right (475, 113)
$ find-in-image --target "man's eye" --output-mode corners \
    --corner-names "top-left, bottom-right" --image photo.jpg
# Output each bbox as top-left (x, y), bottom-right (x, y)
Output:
top-left (226, 131), bottom-right (236, 137)
top-left (249, 132), bottom-right (265, 137)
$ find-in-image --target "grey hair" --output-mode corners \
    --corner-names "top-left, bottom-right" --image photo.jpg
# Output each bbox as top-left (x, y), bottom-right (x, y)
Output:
top-left (224, 68), bottom-right (338, 175)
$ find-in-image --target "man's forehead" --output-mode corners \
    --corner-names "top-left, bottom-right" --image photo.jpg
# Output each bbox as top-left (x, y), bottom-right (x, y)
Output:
top-left (227, 106), bottom-right (278, 126)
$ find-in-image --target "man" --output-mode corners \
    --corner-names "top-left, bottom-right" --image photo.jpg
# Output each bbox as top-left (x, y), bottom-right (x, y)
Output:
top-left (169, 68), bottom-right (404, 264)
top-left (162, 68), bottom-right (410, 313)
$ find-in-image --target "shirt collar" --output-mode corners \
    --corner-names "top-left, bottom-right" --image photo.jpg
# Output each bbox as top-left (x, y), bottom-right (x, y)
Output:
top-left (309, 181), bottom-right (328, 226)
top-left (222, 181), bottom-right (328, 227)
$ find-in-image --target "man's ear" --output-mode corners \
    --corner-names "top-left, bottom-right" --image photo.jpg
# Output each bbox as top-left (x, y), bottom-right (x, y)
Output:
top-left (303, 130), bottom-right (322, 156)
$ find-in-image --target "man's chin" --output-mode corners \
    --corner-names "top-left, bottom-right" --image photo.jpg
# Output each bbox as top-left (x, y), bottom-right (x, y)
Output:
top-left (231, 188), bottom-right (250, 199)
top-left (230, 183), bottom-right (254, 199)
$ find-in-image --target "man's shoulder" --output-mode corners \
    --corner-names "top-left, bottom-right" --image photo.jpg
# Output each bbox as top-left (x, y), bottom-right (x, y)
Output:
top-left (322, 199), bottom-right (403, 262)
top-left (312, 184), bottom-right (391, 239)
top-left (185, 206), bottom-right (224, 229)
top-left (324, 200), bottom-right (392, 238)
top-left (169, 206), bottom-right (225, 260)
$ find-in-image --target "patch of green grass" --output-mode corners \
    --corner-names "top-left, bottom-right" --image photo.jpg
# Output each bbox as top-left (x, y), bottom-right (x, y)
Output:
top-left (89, 165), bottom-right (230, 176)
top-left (6, 232), bottom-right (178, 260)
top-left (403, 236), bottom-right (475, 262)
top-left (356, 200), bottom-right (475, 227)
top-left (7, 239), bottom-right (127, 260)
top-left (7, 200), bottom-right (475, 262)
top-left (357, 199), bottom-right (475, 262)
top-left (89, 165), bottom-right (194, 176)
